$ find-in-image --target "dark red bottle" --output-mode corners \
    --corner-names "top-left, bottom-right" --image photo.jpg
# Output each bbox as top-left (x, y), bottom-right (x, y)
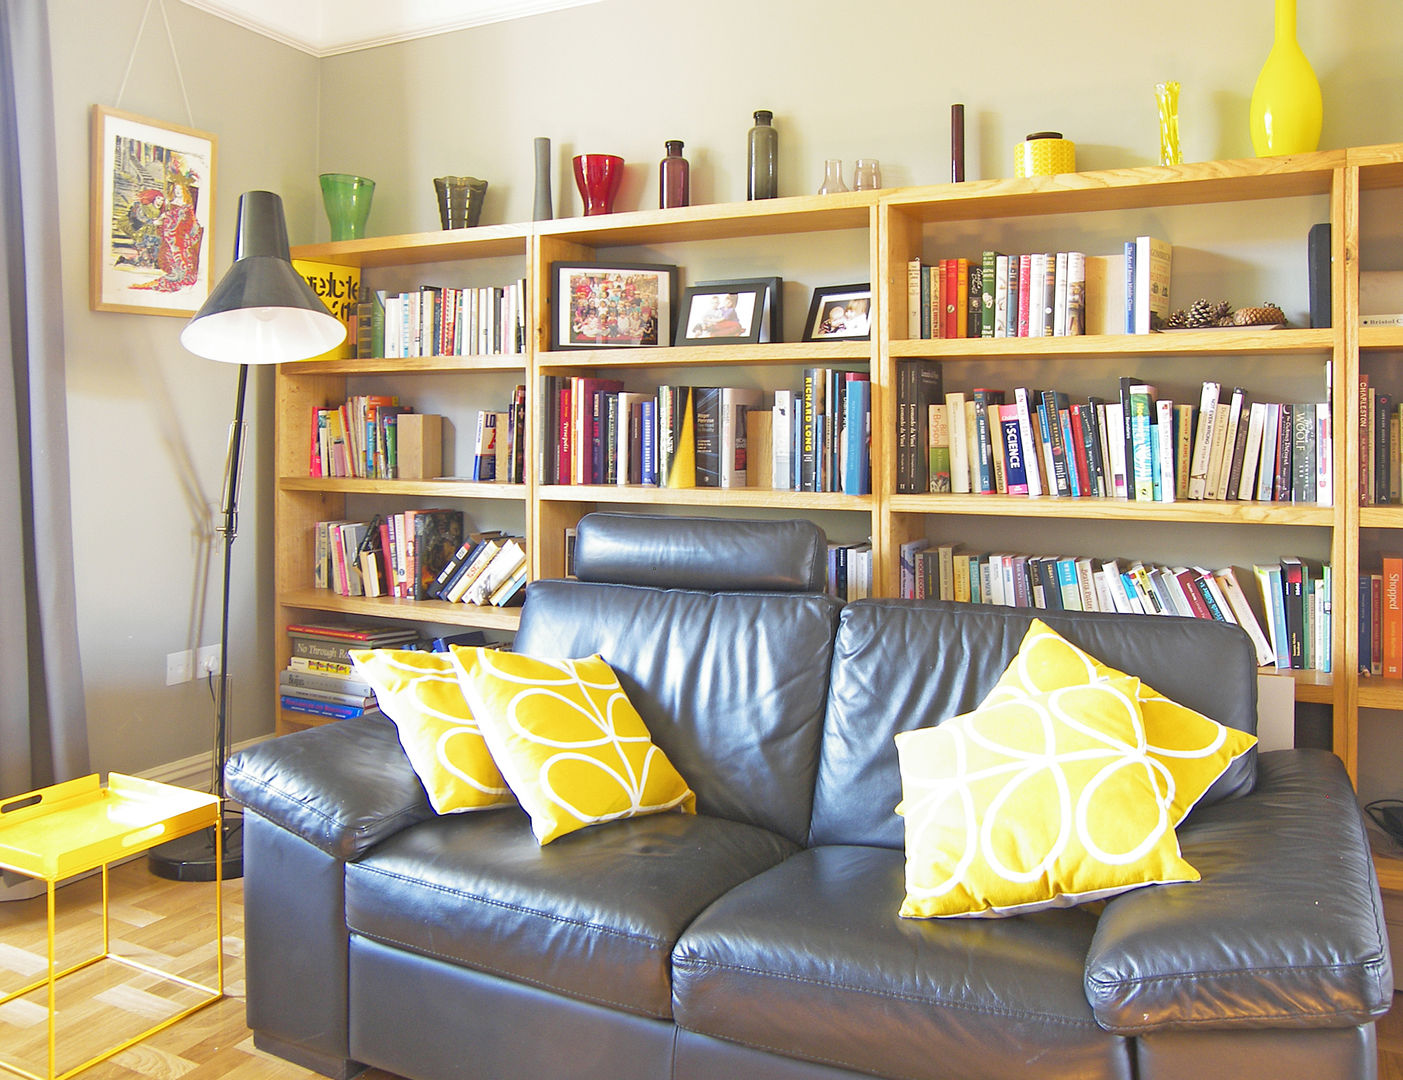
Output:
top-left (660, 140), bottom-right (689, 209)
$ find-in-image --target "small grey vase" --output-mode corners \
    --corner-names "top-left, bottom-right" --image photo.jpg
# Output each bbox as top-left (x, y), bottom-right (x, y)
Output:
top-left (533, 137), bottom-right (553, 221)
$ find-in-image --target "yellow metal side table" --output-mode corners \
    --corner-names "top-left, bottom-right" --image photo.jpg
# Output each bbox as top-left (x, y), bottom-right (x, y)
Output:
top-left (0, 774), bottom-right (223, 1080)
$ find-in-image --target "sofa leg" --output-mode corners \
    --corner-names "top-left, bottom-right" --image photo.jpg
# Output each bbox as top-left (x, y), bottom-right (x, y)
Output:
top-left (252, 1032), bottom-right (366, 1080)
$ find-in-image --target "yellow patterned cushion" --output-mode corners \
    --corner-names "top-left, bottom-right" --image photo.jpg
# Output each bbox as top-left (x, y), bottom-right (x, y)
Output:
top-left (981, 619), bottom-right (1257, 827)
top-left (452, 648), bottom-right (695, 845)
top-left (897, 677), bottom-right (1201, 918)
top-left (349, 649), bottom-right (512, 814)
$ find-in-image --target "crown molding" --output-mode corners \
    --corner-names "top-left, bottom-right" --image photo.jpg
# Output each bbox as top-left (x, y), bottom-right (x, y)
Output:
top-left (178, 0), bottom-right (602, 57)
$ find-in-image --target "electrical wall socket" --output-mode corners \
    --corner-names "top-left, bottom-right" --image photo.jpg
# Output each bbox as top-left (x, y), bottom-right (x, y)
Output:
top-left (195, 644), bottom-right (221, 678)
top-left (166, 650), bottom-right (193, 686)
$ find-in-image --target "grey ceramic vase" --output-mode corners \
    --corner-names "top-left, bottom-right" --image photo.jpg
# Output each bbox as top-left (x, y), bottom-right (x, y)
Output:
top-left (533, 137), bottom-right (553, 221)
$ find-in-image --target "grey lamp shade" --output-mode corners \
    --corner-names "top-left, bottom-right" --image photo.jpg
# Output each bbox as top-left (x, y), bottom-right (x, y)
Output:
top-left (180, 190), bottom-right (346, 364)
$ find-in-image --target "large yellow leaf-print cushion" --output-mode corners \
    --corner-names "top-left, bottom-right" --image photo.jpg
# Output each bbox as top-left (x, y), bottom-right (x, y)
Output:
top-left (452, 647), bottom-right (696, 845)
top-left (981, 619), bottom-right (1257, 827)
top-left (349, 649), bottom-right (513, 815)
top-left (896, 677), bottom-right (1201, 918)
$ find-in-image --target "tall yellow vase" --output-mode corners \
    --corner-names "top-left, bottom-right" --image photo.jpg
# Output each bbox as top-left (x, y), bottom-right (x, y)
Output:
top-left (1249, 0), bottom-right (1322, 156)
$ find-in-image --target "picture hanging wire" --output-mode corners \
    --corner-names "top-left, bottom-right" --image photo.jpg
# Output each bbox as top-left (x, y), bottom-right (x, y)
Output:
top-left (113, 0), bottom-right (195, 129)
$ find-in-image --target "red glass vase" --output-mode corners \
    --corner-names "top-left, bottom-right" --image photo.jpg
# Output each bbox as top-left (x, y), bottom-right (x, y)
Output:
top-left (572, 154), bottom-right (624, 216)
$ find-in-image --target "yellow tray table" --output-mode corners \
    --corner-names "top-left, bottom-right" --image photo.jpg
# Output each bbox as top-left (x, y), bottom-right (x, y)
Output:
top-left (0, 774), bottom-right (223, 1080)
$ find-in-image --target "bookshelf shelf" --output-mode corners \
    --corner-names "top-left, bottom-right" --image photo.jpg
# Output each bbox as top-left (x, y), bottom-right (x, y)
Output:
top-left (279, 587), bottom-right (522, 632)
top-left (537, 484), bottom-right (872, 511)
top-left (888, 493), bottom-right (1332, 525)
top-left (283, 355), bottom-right (526, 377)
top-left (1357, 677), bottom-right (1403, 711)
top-left (537, 341), bottom-right (871, 371)
top-left (888, 327), bottom-right (1333, 361)
top-left (280, 477), bottom-right (527, 500)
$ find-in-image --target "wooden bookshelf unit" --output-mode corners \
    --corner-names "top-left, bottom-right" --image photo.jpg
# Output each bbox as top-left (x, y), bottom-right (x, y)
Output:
top-left (278, 145), bottom-right (1403, 887)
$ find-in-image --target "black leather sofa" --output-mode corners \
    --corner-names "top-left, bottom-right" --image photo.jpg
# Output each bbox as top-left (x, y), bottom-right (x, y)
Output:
top-left (226, 514), bottom-right (1393, 1080)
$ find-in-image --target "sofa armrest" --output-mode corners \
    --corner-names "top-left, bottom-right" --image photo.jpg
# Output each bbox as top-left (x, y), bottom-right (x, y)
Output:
top-left (1085, 749), bottom-right (1392, 1034)
top-left (225, 716), bottom-right (433, 861)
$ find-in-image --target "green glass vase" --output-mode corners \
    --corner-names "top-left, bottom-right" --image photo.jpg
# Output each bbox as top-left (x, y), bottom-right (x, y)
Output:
top-left (319, 173), bottom-right (375, 241)
top-left (1249, 0), bottom-right (1322, 156)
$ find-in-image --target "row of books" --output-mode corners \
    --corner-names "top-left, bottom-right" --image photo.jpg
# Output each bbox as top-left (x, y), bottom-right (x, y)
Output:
top-left (1359, 557), bottom-right (1403, 677)
top-left (537, 373), bottom-right (872, 495)
top-left (903, 238), bottom-right (1168, 340)
top-left (826, 541), bottom-right (874, 602)
top-left (920, 377), bottom-right (1332, 505)
top-left (899, 542), bottom-right (1329, 673)
top-left (310, 394), bottom-right (411, 479)
top-left (280, 623), bottom-right (489, 721)
top-left (353, 280), bottom-right (528, 359)
top-left (467, 387), bottom-right (527, 483)
top-left (1359, 375), bottom-right (1402, 504)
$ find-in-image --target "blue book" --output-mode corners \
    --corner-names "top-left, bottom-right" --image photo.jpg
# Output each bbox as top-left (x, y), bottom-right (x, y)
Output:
top-left (843, 380), bottom-right (871, 495)
top-left (1360, 572), bottom-right (1373, 676)
top-left (1057, 404), bottom-right (1081, 497)
top-left (1124, 240), bottom-right (1137, 333)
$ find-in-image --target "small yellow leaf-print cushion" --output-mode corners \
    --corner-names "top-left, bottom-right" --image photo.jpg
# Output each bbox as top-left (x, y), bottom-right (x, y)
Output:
top-left (981, 620), bottom-right (1257, 827)
top-left (349, 649), bottom-right (512, 815)
top-left (452, 647), bottom-right (696, 845)
top-left (896, 677), bottom-right (1200, 919)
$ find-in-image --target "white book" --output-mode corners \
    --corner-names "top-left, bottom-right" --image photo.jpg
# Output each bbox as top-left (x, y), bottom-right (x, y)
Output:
top-left (1187, 380), bottom-right (1221, 499)
top-left (772, 390), bottom-right (795, 491)
top-left (1013, 387), bottom-right (1044, 497)
top-left (1028, 254), bottom-right (1047, 337)
top-left (1213, 387), bottom-right (1247, 500)
top-left (907, 257), bottom-right (923, 339)
top-left (1238, 402), bottom-right (1268, 500)
top-left (1192, 566), bottom-right (1237, 626)
top-left (1053, 251), bottom-right (1069, 336)
top-left (1134, 235), bottom-right (1172, 334)
top-left (1156, 397), bottom-right (1176, 502)
top-left (1213, 568), bottom-right (1277, 666)
top-left (1100, 560), bottom-right (1131, 613)
top-left (1257, 402), bottom-right (1282, 501)
top-left (1064, 251), bottom-right (1086, 336)
top-left (1103, 401), bottom-right (1128, 498)
top-left (1316, 402), bottom-right (1333, 507)
top-left (945, 392), bottom-right (971, 494)
top-left (987, 554), bottom-right (1007, 606)
top-left (994, 255), bottom-right (1010, 337)
top-left (720, 387), bottom-right (764, 488)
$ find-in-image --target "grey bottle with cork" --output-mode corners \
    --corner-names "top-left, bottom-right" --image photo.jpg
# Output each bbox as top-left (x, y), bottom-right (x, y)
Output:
top-left (747, 110), bottom-right (777, 200)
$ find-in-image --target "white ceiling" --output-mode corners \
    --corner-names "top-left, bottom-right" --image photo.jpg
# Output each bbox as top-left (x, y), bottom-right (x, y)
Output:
top-left (178, 0), bottom-right (602, 57)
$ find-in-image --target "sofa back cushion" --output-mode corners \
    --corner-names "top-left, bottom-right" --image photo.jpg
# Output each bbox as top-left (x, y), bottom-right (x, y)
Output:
top-left (516, 580), bottom-right (841, 845)
top-left (808, 600), bottom-right (1260, 849)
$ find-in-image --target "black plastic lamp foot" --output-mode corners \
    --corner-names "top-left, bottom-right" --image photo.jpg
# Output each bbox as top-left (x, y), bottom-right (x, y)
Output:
top-left (148, 814), bottom-right (243, 882)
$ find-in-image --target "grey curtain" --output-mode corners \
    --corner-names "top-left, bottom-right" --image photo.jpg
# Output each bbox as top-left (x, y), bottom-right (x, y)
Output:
top-left (0, 0), bottom-right (90, 802)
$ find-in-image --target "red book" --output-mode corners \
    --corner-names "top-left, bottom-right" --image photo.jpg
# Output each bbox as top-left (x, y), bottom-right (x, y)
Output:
top-left (1017, 254), bottom-right (1032, 337)
top-left (1174, 568), bottom-right (1215, 620)
top-left (1384, 555), bottom-right (1403, 678)
top-left (558, 383), bottom-right (572, 485)
top-left (943, 259), bottom-right (958, 338)
top-left (1068, 406), bottom-right (1092, 496)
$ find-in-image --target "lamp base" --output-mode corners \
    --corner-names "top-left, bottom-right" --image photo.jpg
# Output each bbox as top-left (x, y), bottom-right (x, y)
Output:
top-left (148, 813), bottom-right (243, 882)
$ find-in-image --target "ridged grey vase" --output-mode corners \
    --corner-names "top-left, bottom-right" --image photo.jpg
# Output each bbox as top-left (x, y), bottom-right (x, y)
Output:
top-left (533, 137), bottom-right (553, 221)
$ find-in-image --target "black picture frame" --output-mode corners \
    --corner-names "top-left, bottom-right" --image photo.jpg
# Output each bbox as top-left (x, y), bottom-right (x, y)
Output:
top-left (550, 261), bottom-right (678, 350)
top-left (675, 283), bottom-right (766, 346)
top-left (802, 283), bottom-right (872, 342)
top-left (693, 275), bottom-right (782, 343)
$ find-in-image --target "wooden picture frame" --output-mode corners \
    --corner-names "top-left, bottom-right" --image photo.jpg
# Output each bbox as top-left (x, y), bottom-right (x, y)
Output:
top-left (802, 283), bottom-right (872, 342)
top-left (550, 261), bottom-right (678, 350)
top-left (675, 283), bottom-right (766, 346)
top-left (90, 105), bottom-right (217, 316)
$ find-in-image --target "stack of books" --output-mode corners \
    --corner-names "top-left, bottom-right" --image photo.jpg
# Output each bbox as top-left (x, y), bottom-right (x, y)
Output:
top-left (354, 279), bottom-right (527, 360)
top-left (281, 623), bottom-right (421, 721)
top-left (426, 532), bottom-right (528, 607)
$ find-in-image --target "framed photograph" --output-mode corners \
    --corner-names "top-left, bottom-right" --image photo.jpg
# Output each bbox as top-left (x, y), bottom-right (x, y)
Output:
top-left (802, 283), bottom-right (872, 342)
top-left (89, 105), bottom-right (217, 317)
top-left (693, 276), bottom-right (782, 343)
top-left (550, 261), bottom-right (678, 350)
top-left (676, 283), bottom-right (764, 345)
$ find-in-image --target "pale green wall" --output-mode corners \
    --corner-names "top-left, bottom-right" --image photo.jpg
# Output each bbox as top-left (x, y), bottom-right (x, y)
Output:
top-left (41, 0), bottom-right (1403, 779)
top-left (47, 0), bottom-right (318, 776)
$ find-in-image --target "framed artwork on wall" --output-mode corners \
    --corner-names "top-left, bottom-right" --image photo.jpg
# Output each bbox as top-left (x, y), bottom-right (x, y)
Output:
top-left (89, 105), bottom-right (217, 316)
top-left (549, 261), bottom-right (677, 350)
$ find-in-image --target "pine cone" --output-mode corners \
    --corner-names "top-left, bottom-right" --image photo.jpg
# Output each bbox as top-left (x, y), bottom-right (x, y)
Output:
top-left (1232, 303), bottom-right (1286, 326)
top-left (1211, 300), bottom-right (1232, 322)
top-left (1185, 298), bottom-right (1213, 328)
top-left (1166, 309), bottom-right (1188, 329)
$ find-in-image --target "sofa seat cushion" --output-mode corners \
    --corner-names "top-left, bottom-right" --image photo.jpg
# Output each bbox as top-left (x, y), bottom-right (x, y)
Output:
top-left (672, 845), bottom-right (1133, 1080)
top-left (344, 807), bottom-right (798, 1020)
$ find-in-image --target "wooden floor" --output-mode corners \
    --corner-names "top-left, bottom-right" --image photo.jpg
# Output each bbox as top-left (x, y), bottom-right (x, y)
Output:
top-left (0, 860), bottom-right (1399, 1080)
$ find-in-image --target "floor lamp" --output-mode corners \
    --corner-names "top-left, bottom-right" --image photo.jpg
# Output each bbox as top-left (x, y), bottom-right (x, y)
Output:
top-left (148, 190), bottom-right (345, 882)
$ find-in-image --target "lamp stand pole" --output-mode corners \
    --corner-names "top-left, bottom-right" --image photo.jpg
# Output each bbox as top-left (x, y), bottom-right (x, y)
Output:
top-left (149, 363), bottom-right (249, 882)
